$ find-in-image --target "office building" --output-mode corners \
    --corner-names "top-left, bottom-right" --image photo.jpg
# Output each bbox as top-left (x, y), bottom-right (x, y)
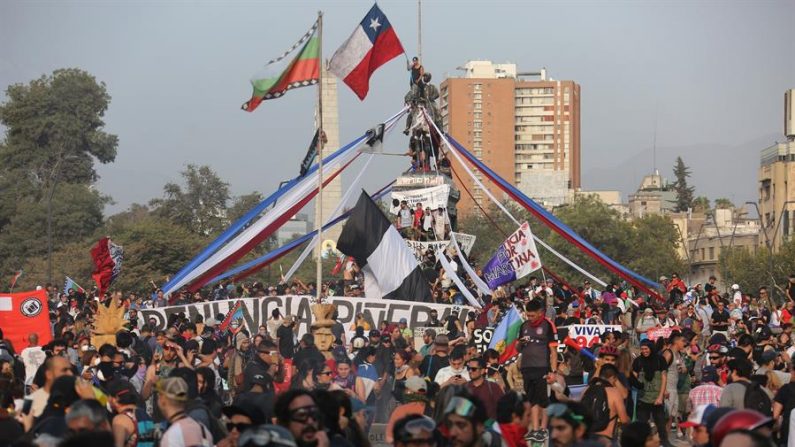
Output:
top-left (440, 61), bottom-right (580, 213)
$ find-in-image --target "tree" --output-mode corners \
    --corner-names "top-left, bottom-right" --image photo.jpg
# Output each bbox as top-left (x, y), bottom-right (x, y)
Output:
top-left (0, 68), bottom-right (118, 282)
top-left (672, 156), bottom-right (695, 212)
top-left (692, 196), bottom-right (711, 213)
top-left (228, 192), bottom-right (264, 224)
top-left (150, 165), bottom-right (231, 236)
top-left (715, 198), bottom-right (735, 209)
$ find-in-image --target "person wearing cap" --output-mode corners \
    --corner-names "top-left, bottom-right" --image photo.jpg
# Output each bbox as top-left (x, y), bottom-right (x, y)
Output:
top-left (108, 379), bottom-right (159, 447)
top-left (157, 377), bottom-right (212, 447)
top-left (678, 404), bottom-right (715, 447)
top-left (689, 366), bottom-right (723, 408)
top-left (635, 308), bottom-right (660, 342)
top-left (385, 376), bottom-right (430, 443)
top-left (243, 341), bottom-right (280, 394)
top-left (427, 309), bottom-right (443, 327)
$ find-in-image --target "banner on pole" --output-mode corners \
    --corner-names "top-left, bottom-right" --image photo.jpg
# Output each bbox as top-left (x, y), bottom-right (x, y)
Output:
top-left (404, 232), bottom-right (476, 263)
top-left (0, 289), bottom-right (52, 350)
top-left (560, 325), bottom-right (622, 349)
top-left (482, 222), bottom-right (542, 289)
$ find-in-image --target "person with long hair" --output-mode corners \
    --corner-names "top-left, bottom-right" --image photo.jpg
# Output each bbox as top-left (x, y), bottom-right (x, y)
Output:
top-left (195, 367), bottom-right (222, 418)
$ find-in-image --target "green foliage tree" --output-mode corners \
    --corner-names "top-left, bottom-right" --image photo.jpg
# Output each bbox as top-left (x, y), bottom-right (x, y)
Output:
top-left (150, 164), bottom-right (231, 236)
top-left (714, 198), bottom-right (735, 209)
top-left (719, 239), bottom-right (795, 302)
top-left (0, 68), bottom-right (117, 282)
top-left (672, 156), bottom-right (695, 212)
top-left (692, 196), bottom-right (711, 213)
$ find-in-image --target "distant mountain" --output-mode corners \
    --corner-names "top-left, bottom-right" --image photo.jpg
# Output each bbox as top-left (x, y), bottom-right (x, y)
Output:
top-left (582, 133), bottom-right (781, 206)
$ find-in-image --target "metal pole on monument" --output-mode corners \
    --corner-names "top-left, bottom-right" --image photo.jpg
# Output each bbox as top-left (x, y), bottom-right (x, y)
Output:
top-left (315, 10), bottom-right (324, 303)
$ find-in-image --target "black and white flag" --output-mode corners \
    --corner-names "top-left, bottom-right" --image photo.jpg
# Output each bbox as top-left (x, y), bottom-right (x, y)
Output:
top-left (337, 191), bottom-right (432, 302)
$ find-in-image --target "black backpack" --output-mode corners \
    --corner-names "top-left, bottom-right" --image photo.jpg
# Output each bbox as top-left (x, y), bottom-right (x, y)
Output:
top-left (581, 378), bottom-right (613, 432)
top-left (740, 381), bottom-right (773, 416)
top-left (185, 400), bottom-right (227, 443)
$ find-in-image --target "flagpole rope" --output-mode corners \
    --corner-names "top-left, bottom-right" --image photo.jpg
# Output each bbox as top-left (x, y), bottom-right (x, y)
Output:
top-left (419, 108), bottom-right (608, 288)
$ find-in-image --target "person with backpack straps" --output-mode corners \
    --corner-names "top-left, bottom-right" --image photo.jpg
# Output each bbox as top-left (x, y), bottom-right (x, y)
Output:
top-left (582, 364), bottom-right (629, 444)
top-left (108, 379), bottom-right (160, 447)
top-left (720, 358), bottom-right (773, 416)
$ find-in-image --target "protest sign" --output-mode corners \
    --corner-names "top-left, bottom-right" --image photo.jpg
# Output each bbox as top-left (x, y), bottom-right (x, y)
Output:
top-left (482, 222), bottom-right (542, 289)
top-left (472, 328), bottom-right (494, 353)
top-left (646, 326), bottom-right (679, 341)
top-left (562, 325), bottom-right (622, 349)
top-left (390, 185), bottom-right (450, 211)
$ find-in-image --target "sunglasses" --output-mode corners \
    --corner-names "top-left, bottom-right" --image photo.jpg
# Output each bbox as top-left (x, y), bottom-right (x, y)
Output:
top-left (289, 406), bottom-right (320, 423)
top-left (709, 356), bottom-right (721, 361)
top-left (226, 422), bottom-right (252, 432)
top-left (467, 366), bottom-right (480, 372)
top-left (318, 371), bottom-right (332, 376)
top-left (444, 397), bottom-right (475, 418)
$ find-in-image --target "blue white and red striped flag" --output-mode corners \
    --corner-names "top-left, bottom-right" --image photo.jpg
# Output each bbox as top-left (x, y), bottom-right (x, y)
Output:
top-left (328, 3), bottom-right (405, 100)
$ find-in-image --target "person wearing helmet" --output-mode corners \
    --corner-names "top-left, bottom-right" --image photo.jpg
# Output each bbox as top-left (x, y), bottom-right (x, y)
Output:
top-left (710, 409), bottom-right (773, 447)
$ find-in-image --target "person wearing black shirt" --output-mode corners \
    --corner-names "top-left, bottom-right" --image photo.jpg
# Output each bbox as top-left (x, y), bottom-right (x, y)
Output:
top-left (418, 335), bottom-right (450, 381)
top-left (788, 274), bottom-right (795, 302)
top-left (711, 301), bottom-right (730, 335)
top-left (275, 316), bottom-right (296, 359)
top-left (773, 361), bottom-right (795, 446)
top-left (292, 334), bottom-right (326, 373)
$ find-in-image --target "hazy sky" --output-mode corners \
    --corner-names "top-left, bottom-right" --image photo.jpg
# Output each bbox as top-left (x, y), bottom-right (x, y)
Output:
top-left (2, 0), bottom-right (793, 214)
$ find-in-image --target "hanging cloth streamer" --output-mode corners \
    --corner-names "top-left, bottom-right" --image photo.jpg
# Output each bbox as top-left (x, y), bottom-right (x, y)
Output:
top-left (419, 107), bottom-right (608, 288)
top-left (437, 250), bottom-right (482, 309)
top-left (449, 233), bottom-right (492, 296)
top-left (284, 153), bottom-right (376, 282)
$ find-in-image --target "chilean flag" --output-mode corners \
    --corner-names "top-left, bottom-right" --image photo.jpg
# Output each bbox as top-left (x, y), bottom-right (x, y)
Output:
top-left (328, 4), bottom-right (405, 100)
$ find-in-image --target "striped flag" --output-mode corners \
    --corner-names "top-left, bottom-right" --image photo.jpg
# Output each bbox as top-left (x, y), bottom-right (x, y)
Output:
top-left (242, 19), bottom-right (320, 112)
top-left (219, 300), bottom-right (246, 333)
top-left (63, 276), bottom-right (86, 295)
top-left (488, 305), bottom-right (523, 362)
top-left (336, 191), bottom-right (431, 301)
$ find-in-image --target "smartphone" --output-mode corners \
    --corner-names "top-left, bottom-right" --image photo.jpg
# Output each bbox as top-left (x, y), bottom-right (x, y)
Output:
top-left (21, 399), bottom-right (32, 415)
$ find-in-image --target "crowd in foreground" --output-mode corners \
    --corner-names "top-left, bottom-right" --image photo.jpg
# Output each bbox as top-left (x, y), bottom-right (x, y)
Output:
top-left (1, 274), bottom-right (795, 447)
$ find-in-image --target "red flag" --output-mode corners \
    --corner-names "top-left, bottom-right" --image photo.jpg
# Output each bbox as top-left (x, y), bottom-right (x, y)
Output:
top-left (328, 4), bottom-right (405, 100)
top-left (0, 289), bottom-right (52, 349)
top-left (91, 237), bottom-right (124, 296)
top-left (331, 256), bottom-right (345, 276)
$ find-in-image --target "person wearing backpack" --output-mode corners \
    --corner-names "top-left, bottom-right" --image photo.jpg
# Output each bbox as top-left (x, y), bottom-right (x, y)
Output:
top-left (582, 364), bottom-right (629, 444)
top-left (108, 379), bottom-right (161, 447)
top-left (720, 358), bottom-right (773, 416)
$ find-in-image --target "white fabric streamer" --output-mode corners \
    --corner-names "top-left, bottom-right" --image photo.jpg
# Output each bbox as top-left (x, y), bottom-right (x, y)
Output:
top-left (437, 250), bottom-right (482, 309)
top-left (450, 233), bottom-right (492, 296)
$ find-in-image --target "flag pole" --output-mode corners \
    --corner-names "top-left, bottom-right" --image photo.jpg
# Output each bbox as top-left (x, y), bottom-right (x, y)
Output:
top-left (315, 10), bottom-right (324, 303)
top-left (417, 0), bottom-right (422, 61)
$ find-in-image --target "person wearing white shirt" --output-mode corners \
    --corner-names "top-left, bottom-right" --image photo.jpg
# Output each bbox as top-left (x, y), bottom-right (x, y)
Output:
top-left (20, 334), bottom-right (46, 387)
top-left (434, 347), bottom-right (469, 387)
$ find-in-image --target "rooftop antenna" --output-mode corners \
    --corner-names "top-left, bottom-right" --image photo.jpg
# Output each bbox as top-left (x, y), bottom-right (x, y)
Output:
top-left (652, 104), bottom-right (658, 176)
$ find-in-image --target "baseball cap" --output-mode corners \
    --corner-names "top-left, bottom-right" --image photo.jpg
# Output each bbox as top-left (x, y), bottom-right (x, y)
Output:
top-left (680, 404), bottom-right (716, 428)
top-left (405, 376), bottom-right (428, 393)
top-left (399, 317), bottom-right (408, 324)
top-left (156, 377), bottom-right (189, 401)
top-left (369, 329), bottom-right (381, 338)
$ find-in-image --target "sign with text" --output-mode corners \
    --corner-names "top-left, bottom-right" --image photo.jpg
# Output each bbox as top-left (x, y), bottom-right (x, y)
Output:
top-left (405, 233), bottom-right (476, 263)
top-left (390, 184), bottom-right (450, 211)
top-left (564, 325), bottom-right (622, 349)
top-left (472, 328), bottom-right (494, 353)
top-left (646, 326), bottom-right (679, 341)
top-left (141, 296), bottom-right (472, 343)
top-left (482, 222), bottom-right (542, 289)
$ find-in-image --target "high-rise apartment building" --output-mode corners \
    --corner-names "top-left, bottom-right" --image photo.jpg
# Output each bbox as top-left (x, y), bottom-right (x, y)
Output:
top-left (440, 61), bottom-right (580, 214)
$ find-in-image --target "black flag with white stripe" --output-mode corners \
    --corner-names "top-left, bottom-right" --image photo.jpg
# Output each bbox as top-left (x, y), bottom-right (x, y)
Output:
top-left (337, 191), bottom-right (432, 302)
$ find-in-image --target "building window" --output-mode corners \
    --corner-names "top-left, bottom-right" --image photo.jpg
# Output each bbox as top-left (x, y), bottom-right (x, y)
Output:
top-left (709, 247), bottom-right (715, 260)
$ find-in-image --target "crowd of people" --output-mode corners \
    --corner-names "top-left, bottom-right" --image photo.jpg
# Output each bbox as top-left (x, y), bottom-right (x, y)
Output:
top-left (0, 273), bottom-right (795, 447)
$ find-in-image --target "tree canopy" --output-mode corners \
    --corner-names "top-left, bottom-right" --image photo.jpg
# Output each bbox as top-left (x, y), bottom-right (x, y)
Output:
top-left (672, 156), bottom-right (695, 212)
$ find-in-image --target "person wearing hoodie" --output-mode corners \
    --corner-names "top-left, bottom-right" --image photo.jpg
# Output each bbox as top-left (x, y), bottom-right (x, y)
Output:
top-left (631, 339), bottom-right (670, 447)
top-left (225, 332), bottom-right (251, 398)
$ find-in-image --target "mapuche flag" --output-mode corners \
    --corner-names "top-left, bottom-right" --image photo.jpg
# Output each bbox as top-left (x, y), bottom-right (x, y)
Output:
top-left (488, 305), bottom-right (523, 362)
top-left (328, 3), bottom-right (405, 100)
top-left (242, 19), bottom-right (320, 112)
top-left (91, 237), bottom-right (123, 296)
